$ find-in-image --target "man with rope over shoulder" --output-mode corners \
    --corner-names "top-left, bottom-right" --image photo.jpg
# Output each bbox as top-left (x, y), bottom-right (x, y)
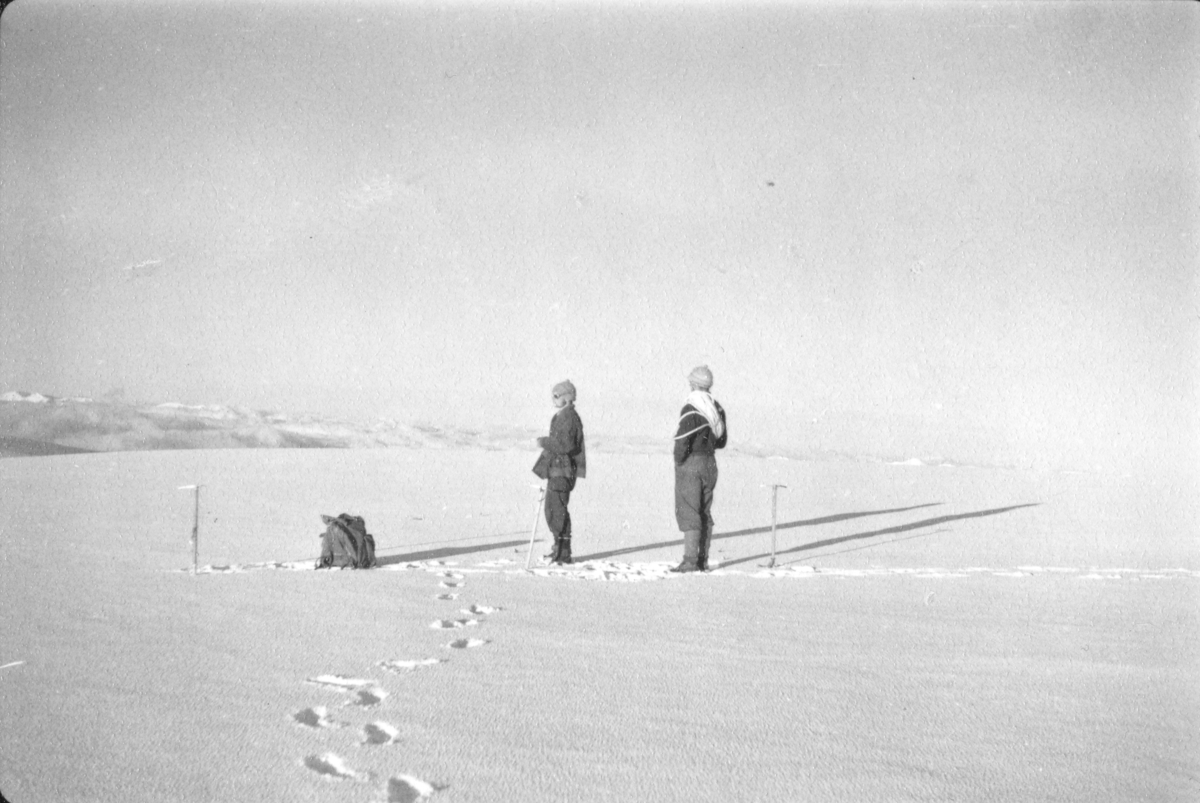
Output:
top-left (671, 365), bottom-right (728, 573)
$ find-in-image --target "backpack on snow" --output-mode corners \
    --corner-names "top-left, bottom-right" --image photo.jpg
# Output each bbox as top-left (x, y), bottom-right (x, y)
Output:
top-left (315, 513), bottom-right (377, 569)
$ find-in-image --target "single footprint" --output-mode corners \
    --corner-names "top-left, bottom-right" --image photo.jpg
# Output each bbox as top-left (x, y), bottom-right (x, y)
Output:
top-left (378, 658), bottom-right (447, 674)
top-left (306, 674), bottom-right (374, 690)
top-left (348, 687), bottom-right (388, 707)
top-left (292, 706), bottom-right (343, 729)
top-left (362, 721), bottom-right (401, 746)
top-left (434, 593), bottom-right (459, 600)
top-left (303, 752), bottom-right (367, 781)
top-left (462, 605), bottom-right (500, 615)
top-left (438, 581), bottom-right (462, 589)
top-left (436, 571), bottom-right (464, 580)
top-left (385, 774), bottom-right (440, 802)
top-left (429, 618), bottom-right (479, 629)
top-left (446, 638), bottom-right (488, 650)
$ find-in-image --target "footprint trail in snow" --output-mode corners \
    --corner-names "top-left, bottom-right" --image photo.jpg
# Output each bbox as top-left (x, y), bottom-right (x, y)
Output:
top-left (348, 686), bottom-right (388, 707)
top-left (430, 618), bottom-right (480, 629)
top-left (462, 604), bottom-right (501, 615)
top-left (303, 752), bottom-right (368, 782)
top-left (292, 706), bottom-right (343, 729)
top-left (446, 637), bottom-right (489, 649)
top-left (289, 560), bottom-right (508, 800)
top-left (385, 774), bottom-right (441, 802)
top-left (362, 721), bottom-right (401, 746)
top-left (378, 658), bottom-right (447, 674)
top-left (305, 674), bottom-right (374, 690)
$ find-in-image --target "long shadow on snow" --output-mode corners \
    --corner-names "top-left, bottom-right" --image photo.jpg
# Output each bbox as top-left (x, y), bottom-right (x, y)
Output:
top-left (376, 538), bottom-right (529, 566)
top-left (575, 503), bottom-right (943, 563)
top-left (719, 503), bottom-right (1040, 568)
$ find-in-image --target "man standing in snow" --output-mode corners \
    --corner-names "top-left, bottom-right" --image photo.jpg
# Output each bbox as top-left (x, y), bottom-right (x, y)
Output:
top-left (671, 365), bottom-right (727, 573)
top-left (533, 380), bottom-right (586, 565)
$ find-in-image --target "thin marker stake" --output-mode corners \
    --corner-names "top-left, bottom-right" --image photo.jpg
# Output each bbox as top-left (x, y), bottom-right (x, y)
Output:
top-left (178, 484), bottom-right (202, 574)
top-left (765, 484), bottom-right (787, 568)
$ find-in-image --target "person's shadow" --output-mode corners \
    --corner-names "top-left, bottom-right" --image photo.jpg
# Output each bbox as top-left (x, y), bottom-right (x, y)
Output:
top-left (718, 503), bottom-right (1040, 568)
top-left (357, 502), bottom-right (1039, 567)
top-left (375, 535), bottom-right (530, 566)
top-left (576, 503), bottom-right (947, 562)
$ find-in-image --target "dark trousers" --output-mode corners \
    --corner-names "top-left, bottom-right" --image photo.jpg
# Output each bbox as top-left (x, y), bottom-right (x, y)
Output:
top-left (675, 454), bottom-right (717, 566)
top-left (545, 488), bottom-right (572, 539)
top-left (674, 454), bottom-right (717, 532)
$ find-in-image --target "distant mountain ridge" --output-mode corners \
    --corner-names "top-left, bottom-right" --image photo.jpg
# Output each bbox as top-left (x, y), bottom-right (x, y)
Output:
top-left (0, 390), bottom-right (983, 469)
top-left (0, 392), bottom-right (545, 458)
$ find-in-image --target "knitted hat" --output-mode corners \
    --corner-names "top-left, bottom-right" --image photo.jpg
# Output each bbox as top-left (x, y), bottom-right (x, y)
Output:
top-left (687, 365), bottom-right (713, 390)
top-left (552, 380), bottom-right (576, 401)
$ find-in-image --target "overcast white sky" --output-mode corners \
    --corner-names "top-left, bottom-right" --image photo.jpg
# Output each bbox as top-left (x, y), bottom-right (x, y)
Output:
top-left (1, 1), bottom-right (1195, 473)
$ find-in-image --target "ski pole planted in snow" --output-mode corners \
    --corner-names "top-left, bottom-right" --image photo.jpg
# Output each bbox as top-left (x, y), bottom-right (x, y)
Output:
top-left (763, 484), bottom-right (787, 568)
top-left (524, 484), bottom-right (546, 570)
top-left (178, 484), bottom-right (202, 574)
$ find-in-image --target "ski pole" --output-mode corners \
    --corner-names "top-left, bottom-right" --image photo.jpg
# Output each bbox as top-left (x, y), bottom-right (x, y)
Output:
top-left (178, 484), bottom-right (202, 574)
top-left (524, 484), bottom-right (546, 569)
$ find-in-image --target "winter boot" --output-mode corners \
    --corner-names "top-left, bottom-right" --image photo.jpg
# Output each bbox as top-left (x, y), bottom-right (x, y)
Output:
top-left (553, 538), bottom-right (573, 565)
top-left (670, 530), bottom-right (702, 573)
top-left (543, 536), bottom-right (560, 563)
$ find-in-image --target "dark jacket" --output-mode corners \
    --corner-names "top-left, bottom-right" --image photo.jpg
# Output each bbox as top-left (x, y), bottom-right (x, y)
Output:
top-left (533, 403), bottom-right (586, 485)
top-left (673, 400), bottom-right (727, 465)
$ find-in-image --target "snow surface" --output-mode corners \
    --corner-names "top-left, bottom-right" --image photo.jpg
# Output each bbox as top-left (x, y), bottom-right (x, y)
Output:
top-left (0, 448), bottom-right (1197, 802)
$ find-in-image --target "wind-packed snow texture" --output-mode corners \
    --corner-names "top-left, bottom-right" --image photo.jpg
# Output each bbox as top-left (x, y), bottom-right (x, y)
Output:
top-left (0, 449), bottom-right (1196, 802)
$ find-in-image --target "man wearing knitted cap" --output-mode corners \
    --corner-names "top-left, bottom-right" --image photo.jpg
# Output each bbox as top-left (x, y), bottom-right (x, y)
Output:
top-left (671, 365), bottom-right (727, 573)
top-left (532, 380), bottom-right (586, 564)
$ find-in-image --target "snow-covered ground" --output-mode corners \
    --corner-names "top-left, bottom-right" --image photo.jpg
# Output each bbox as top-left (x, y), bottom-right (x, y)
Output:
top-left (1, 449), bottom-right (1197, 802)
